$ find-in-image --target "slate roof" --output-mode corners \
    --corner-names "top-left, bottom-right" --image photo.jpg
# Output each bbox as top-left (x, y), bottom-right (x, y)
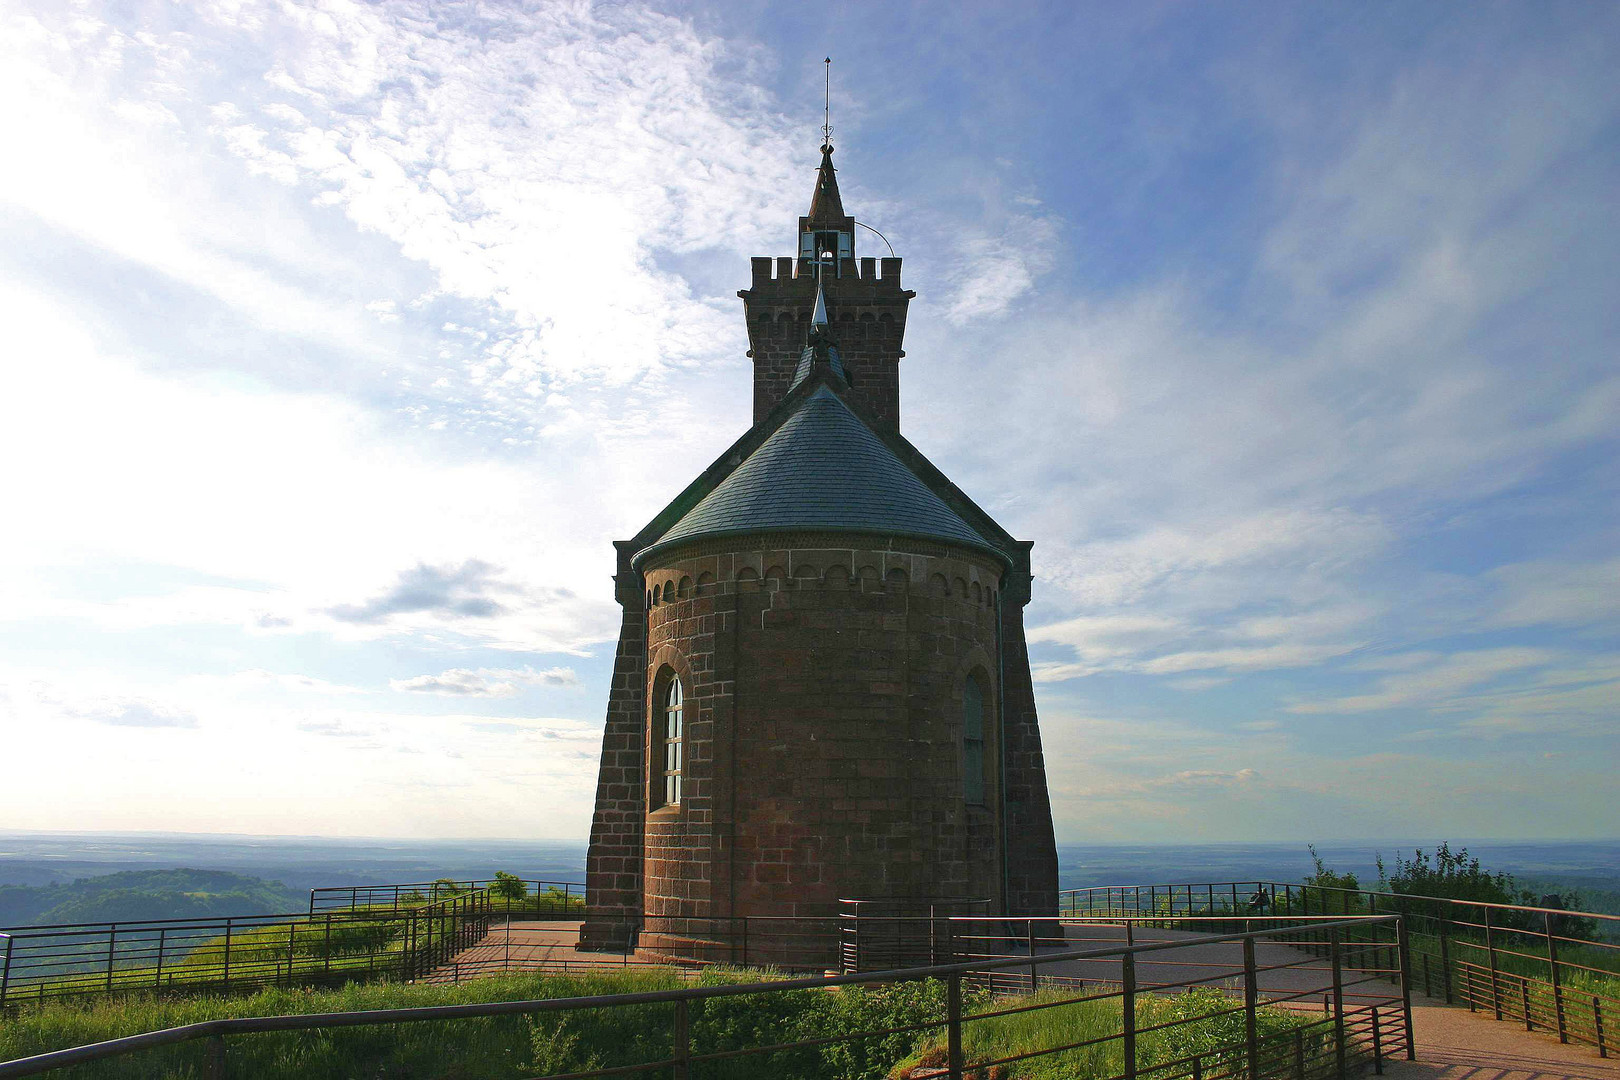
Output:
top-left (806, 144), bottom-right (847, 227)
top-left (635, 385), bottom-right (997, 565)
top-left (790, 341), bottom-right (845, 390)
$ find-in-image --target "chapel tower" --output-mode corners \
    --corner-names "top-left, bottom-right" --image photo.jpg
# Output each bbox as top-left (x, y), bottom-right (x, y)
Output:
top-left (581, 141), bottom-right (1059, 964)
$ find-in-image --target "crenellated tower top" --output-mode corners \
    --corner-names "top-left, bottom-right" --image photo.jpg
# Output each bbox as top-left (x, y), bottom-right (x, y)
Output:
top-left (738, 143), bottom-right (915, 431)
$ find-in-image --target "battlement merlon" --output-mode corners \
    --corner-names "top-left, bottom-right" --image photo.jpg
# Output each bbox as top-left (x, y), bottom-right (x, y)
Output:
top-left (742, 256), bottom-right (910, 291)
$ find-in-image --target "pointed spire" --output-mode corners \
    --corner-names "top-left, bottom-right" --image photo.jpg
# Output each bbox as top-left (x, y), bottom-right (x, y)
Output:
top-left (791, 272), bottom-right (846, 391)
top-left (806, 143), bottom-right (847, 228)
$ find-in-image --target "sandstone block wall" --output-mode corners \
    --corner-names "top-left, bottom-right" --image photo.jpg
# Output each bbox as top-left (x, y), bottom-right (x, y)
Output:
top-left (740, 257), bottom-right (913, 430)
top-left (583, 533), bottom-right (1060, 958)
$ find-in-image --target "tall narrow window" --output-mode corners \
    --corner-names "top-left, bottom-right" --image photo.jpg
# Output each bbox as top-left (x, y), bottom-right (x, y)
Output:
top-left (963, 674), bottom-right (986, 806)
top-left (663, 677), bottom-right (684, 807)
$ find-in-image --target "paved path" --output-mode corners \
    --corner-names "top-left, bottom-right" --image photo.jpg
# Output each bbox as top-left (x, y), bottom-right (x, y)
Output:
top-left (1032, 923), bottom-right (1382, 1003)
top-left (428, 919), bottom-right (637, 983)
top-left (1384, 993), bottom-right (1617, 1080)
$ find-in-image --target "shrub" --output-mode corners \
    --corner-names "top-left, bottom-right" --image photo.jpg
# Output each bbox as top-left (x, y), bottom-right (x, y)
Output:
top-left (490, 872), bottom-right (528, 902)
top-left (1380, 842), bottom-right (1597, 937)
top-left (527, 974), bottom-right (948, 1080)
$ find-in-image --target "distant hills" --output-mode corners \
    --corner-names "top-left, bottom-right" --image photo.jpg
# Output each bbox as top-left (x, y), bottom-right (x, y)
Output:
top-left (0, 869), bottom-right (302, 927)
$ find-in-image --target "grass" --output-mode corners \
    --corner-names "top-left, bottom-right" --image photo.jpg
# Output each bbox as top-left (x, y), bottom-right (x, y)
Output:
top-left (0, 969), bottom-right (1330, 1080)
top-left (889, 985), bottom-right (1323, 1080)
top-left (0, 969), bottom-right (693, 1079)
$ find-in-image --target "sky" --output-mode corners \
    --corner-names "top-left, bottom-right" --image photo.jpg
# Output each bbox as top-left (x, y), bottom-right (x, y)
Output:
top-left (1, 1), bottom-right (1616, 844)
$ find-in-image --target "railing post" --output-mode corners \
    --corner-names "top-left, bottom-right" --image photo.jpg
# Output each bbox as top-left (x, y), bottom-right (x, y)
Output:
top-left (947, 971), bottom-right (964, 1080)
top-left (1331, 931), bottom-right (1347, 1080)
top-left (106, 925), bottom-right (117, 991)
top-left (203, 1034), bottom-right (227, 1079)
top-left (1292, 1029), bottom-right (1305, 1080)
top-left (673, 997), bottom-right (690, 1080)
top-left (223, 919), bottom-right (232, 990)
top-left (1439, 924), bottom-right (1452, 1004)
top-left (155, 927), bottom-right (166, 988)
top-left (1, 933), bottom-right (12, 1011)
top-left (1027, 918), bottom-right (1038, 993)
top-left (1371, 1006), bottom-right (1383, 1074)
top-left (1545, 911), bottom-right (1567, 1043)
top-left (1396, 918), bottom-right (1414, 1059)
top-left (1521, 978), bottom-right (1532, 1031)
top-left (1484, 907), bottom-right (1501, 1020)
top-left (1595, 995), bottom-right (1607, 1058)
top-left (1122, 951), bottom-right (1138, 1080)
top-left (1243, 934), bottom-right (1260, 1080)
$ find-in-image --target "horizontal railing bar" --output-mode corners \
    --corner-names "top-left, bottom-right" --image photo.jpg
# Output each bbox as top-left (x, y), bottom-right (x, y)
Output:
top-left (1062, 880), bottom-right (1619, 923)
top-left (0, 917), bottom-right (1393, 1077)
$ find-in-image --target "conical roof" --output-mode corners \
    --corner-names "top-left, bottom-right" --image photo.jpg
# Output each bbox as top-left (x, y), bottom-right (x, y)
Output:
top-left (636, 386), bottom-right (995, 564)
top-left (806, 144), bottom-right (847, 227)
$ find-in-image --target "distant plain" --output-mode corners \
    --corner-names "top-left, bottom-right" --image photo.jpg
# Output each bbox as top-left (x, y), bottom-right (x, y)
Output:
top-left (2, 833), bottom-right (1614, 916)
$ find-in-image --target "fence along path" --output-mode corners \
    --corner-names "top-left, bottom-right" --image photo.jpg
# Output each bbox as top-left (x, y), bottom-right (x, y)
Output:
top-left (1064, 880), bottom-right (1620, 1058)
top-left (0, 917), bottom-right (1412, 1079)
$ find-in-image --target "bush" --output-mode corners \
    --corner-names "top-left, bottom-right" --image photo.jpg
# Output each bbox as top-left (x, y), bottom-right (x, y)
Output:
top-left (490, 873), bottom-right (528, 903)
top-left (528, 974), bottom-right (948, 1080)
top-left (1380, 842), bottom-right (1597, 937)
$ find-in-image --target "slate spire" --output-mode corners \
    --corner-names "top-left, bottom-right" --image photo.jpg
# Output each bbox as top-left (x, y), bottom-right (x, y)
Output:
top-left (806, 143), bottom-right (846, 229)
top-left (810, 275), bottom-right (830, 331)
top-left (791, 274), bottom-right (846, 390)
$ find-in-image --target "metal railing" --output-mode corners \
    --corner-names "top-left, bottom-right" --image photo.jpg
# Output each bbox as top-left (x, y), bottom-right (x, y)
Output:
top-left (308, 879), bottom-right (585, 917)
top-left (0, 890), bottom-right (494, 1010)
top-left (0, 915), bottom-right (1410, 1079)
top-left (1063, 879), bottom-right (1618, 1057)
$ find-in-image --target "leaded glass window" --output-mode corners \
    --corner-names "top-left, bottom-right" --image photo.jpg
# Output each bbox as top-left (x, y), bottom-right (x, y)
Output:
top-left (964, 674), bottom-right (985, 805)
top-left (663, 677), bottom-right (684, 807)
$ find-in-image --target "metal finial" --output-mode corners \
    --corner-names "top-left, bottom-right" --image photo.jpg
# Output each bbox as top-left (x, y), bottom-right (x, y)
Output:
top-left (822, 57), bottom-right (833, 148)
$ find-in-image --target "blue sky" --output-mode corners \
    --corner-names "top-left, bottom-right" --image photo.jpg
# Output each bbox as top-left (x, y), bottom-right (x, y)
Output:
top-left (1, 1), bottom-right (1615, 842)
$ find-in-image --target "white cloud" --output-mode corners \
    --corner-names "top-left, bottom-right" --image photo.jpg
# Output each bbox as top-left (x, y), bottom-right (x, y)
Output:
top-left (1288, 647), bottom-right (1561, 715)
top-left (392, 666), bottom-right (580, 698)
top-left (1488, 558), bottom-right (1620, 630)
top-left (93, 700), bottom-right (200, 729)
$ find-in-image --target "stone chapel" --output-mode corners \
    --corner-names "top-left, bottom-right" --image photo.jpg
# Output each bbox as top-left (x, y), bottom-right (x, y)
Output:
top-left (582, 142), bottom-right (1059, 962)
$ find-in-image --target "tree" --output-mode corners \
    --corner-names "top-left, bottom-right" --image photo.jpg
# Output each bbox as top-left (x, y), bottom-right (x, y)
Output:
top-left (1297, 845), bottom-right (1364, 914)
top-left (1379, 842), bottom-right (1595, 936)
top-left (1380, 843), bottom-right (1522, 906)
top-left (491, 871), bottom-right (528, 903)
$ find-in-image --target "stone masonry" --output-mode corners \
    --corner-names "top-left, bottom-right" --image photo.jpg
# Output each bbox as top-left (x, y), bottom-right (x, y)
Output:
top-left (581, 142), bottom-right (1059, 963)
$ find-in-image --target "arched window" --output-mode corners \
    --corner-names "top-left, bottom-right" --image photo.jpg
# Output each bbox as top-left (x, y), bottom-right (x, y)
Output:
top-left (662, 677), bottom-right (684, 807)
top-left (963, 673), bottom-right (986, 806)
